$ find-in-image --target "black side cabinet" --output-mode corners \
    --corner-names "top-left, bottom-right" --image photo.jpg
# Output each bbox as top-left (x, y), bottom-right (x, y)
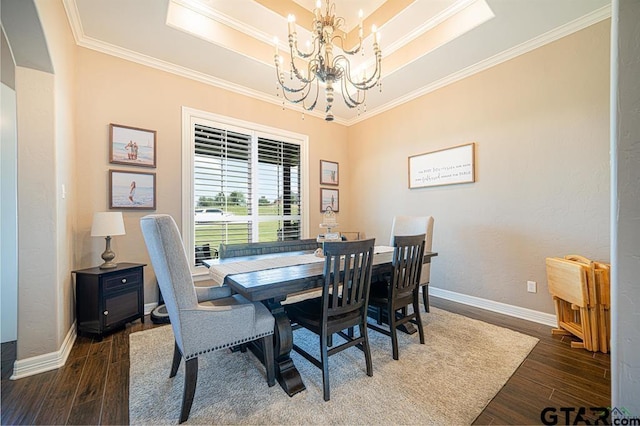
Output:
top-left (72, 263), bottom-right (145, 339)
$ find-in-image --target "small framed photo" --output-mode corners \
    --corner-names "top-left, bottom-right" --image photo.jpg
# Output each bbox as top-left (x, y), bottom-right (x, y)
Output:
top-left (109, 170), bottom-right (156, 210)
top-left (109, 123), bottom-right (156, 168)
top-left (320, 188), bottom-right (339, 212)
top-left (320, 160), bottom-right (339, 185)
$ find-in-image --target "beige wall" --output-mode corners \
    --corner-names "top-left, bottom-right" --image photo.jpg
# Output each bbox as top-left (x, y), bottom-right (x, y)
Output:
top-left (14, 0), bottom-right (77, 360)
top-left (74, 48), bottom-right (350, 300)
top-left (16, 66), bottom-right (59, 358)
top-left (347, 20), bottom-right (611, 314)
top-left (37, 0), bottom-right (78, 352)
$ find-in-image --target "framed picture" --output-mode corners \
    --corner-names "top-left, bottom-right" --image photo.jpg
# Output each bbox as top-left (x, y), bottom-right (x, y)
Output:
top-left (109, 170), bottom-right (156, 210)
top-left (320, 188), bottom-right (339, 212)
top-left (109, 123), bottom-right (157, 168)
top-left (408, 143), bottom-right (475, 189)
top-left (320, 160), bottom-right (339, 185)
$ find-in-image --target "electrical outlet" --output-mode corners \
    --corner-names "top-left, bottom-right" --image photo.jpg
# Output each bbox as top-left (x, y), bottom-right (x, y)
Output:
top-left (527, 280), bottom-right (537, 293)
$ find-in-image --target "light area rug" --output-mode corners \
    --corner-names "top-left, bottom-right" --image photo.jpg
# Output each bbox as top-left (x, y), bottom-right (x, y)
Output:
top-left (129, 307), bottom-right (538, 425)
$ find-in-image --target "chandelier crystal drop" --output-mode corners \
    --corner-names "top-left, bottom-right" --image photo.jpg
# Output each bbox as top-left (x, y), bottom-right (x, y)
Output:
top-left (274, 0), bottom-right (382, 121)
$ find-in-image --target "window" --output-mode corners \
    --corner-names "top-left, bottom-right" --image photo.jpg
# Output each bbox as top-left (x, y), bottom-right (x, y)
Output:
top-left (182, 108), bottom-right (309, 273)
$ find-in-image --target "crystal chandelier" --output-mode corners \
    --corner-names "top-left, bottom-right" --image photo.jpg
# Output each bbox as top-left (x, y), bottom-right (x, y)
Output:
top-left (274, 0), bottom-right (382, 121)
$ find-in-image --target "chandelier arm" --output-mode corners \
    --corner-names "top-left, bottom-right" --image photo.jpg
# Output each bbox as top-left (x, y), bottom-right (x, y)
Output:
top-left (340, 73), bottom-right (365, 108)
top-left (290, 33), bottom-right (320, 59)
top-left (277, 56), bottom-right (318, 89)
top-left (330, 35), bottom-right (362, 56)
top-left (305, 80), bottom-right (320, 111)
top-left (333, 55), bottom-right (380, 91)
top-left (290, 58), bottom-right (318, 85)
top-left (278, 79), bottom-right (319, 111)
top-left (331, 63), bottom-right (361, 108)
top-left (278, 80), bottom-right (311, 94)
top-left (276, 70), bottom-right (311, 94)
top-left (342, 56), bottom-right (382, 90)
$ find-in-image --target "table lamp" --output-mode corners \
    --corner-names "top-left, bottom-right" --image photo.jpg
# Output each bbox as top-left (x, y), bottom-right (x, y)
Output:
top-left (91, 212), bottom-right (126, 269)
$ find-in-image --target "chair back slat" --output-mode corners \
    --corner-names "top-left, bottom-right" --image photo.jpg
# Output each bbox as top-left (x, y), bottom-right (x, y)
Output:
top-left (322, 239), bottom-right (375, 319)
top-left (391, 235), bottom-right (426, 301)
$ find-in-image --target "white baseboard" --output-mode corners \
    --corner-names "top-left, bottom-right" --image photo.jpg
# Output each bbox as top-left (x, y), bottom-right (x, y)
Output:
top-left (10, 304), bottom-right (159, 380)
top-left (11, 321), bottom-right (77, 380)
top-left (429, 286), bottom-right (557, 327)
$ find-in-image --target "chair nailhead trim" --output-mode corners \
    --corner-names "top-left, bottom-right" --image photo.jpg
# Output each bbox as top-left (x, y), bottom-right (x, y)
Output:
top-left (185, 331), bottom-right (273, 360)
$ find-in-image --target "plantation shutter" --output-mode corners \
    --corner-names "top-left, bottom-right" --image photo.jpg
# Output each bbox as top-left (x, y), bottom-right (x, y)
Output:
top-left (193, 124), bottom-right (303, 261)
top-left (257, 137), bottom-right (301, 240)
top-left (194, 124), bottom-right (252, 250)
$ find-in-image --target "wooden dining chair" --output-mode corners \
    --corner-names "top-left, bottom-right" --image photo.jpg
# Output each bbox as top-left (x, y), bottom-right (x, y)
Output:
top-left (367, 234), bottom-right (426, 360)
top-left (140, 214), bottom-right (276, 423)
top-left (285, 239), bottom-right (376, 401)
top-left (389, 215), bottom-right (434, 312)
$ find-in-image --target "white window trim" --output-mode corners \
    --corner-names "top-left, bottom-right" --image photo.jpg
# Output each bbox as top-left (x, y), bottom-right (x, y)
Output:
top-left (181, 106), bottom-right (310, 277)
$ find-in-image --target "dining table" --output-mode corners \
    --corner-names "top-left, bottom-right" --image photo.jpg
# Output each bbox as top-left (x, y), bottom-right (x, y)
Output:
top-left (203, 246), bottom-right (438, 396)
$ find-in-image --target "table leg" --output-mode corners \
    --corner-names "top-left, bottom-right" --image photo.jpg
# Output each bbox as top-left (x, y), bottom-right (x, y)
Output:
top-left (263, 299), bottom-right (306, 396)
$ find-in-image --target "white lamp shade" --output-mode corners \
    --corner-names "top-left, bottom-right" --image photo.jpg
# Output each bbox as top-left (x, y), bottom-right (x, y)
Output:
top-left (91, 212), bottom-right (126, 237)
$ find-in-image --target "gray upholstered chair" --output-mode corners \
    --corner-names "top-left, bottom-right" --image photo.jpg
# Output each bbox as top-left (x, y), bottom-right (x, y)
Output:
top-left (140, 214), bottom-right (275, 424)
top-left (389, 215), bottom-right (434, 312)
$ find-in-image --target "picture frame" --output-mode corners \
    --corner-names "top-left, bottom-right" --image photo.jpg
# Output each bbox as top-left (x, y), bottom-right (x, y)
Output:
top-left (408, 143), bottom-right (475, 189)
top-left (109, 169), bottom-right (156, 210)
top-left (320, 160), bottom-right (339, 185)
top-left (320, 188), bottom-right (339, 212)
top-left (109, 123), bottom-right (157, 168)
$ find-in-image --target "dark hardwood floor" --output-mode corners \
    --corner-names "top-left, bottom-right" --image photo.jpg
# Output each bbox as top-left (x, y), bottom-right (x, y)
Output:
top-left (1, 297), bottom-right (610, 425)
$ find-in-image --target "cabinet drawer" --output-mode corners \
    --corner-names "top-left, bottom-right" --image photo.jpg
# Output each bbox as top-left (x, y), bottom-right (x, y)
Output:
top-left (103, 269), bottom-right (141, 292)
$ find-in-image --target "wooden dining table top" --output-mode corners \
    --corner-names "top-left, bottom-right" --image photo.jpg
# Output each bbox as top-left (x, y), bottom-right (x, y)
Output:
top-left (204, 249), bottom-right (438, 302)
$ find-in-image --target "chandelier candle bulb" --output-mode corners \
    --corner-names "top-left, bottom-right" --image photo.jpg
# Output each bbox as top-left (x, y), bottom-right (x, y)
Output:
top-left (287, 14), bottom-right (295, 34)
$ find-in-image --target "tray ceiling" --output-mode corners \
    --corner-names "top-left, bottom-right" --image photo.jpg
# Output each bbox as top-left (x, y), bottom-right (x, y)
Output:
top-left (64, 0), bottom-right (610, 125)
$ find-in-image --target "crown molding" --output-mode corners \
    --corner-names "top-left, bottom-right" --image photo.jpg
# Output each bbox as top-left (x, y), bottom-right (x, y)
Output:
top-left (347, 4), bottom-right (611, 126)
top-left (62, 0), bottom-right (84, 45)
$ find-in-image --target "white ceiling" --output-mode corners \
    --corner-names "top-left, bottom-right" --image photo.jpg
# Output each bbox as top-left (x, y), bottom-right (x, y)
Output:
top-left (63, 0), bottom-right (610, 125)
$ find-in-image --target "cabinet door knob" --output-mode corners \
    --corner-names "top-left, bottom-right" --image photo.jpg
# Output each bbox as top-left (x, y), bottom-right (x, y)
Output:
top-left (103, 310), bottom-right (109, 316)
top-left (121, 278), bottom-right (127, 283)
